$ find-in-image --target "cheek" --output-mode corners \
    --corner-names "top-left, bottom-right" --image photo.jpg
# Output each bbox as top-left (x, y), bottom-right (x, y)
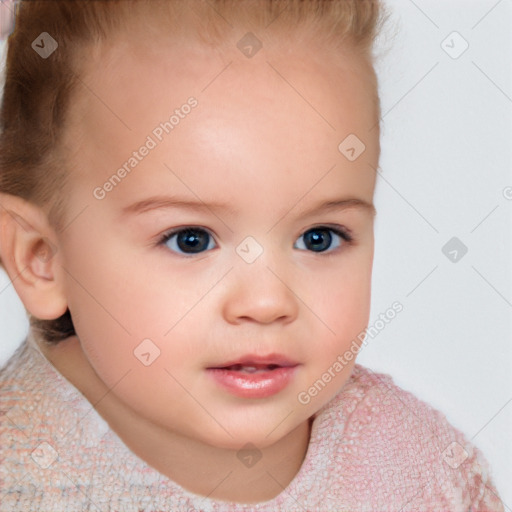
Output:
top-left (295, 256), bottom-right (373, 413)
top-left (63, 244), bottom-right (212, 385)
top-left (62, 244), bottom-right (150, 378)
top-left (313, 251), bottom-right (373, 342)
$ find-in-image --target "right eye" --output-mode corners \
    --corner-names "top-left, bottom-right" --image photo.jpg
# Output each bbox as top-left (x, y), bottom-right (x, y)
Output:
top-left (159, 227), bottom-right (216, 255)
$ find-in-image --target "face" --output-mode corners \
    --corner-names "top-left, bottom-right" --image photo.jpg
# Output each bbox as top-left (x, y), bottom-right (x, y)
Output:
top-left (56, 28), bottom-right (378, 449)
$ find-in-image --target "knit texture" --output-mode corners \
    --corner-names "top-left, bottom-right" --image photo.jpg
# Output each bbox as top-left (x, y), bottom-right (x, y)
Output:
top-left (0, 335), bottom-right (504, 512)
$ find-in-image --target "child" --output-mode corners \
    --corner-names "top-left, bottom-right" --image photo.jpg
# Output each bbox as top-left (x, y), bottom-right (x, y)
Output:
top-left (0, 0), bottom-right (504, 510)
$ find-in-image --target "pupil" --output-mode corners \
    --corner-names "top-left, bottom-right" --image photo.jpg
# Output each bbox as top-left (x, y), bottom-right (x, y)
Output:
top-left (305, 229), bottom-right (331, 252)
top-left (177, 229), bottom-right (209, 253)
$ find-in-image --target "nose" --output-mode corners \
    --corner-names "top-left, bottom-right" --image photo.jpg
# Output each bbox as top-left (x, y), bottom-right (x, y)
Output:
top-left (222, 263), bottom-right (299, 326)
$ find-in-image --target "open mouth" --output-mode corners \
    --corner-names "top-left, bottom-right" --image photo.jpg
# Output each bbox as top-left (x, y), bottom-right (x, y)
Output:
top-left (214, 363), bottom-right (283, 373)
top-left (208, 354), bottom-right (299, 371)
top-left (206, 356), bottom-right (299, 398)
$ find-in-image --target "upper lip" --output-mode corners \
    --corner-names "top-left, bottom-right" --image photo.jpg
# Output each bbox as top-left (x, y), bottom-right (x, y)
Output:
top-left (207, 354), bottom-right (299, 369)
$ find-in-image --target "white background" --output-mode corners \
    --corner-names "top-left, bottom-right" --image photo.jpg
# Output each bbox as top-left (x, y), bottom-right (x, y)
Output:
top-left (1, 0), bottom-right (511, 504)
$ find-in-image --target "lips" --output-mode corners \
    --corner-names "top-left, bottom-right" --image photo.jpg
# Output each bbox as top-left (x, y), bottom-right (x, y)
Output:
top-left (206, 354), bottom-right (300, 398)
top-left (220, 364), bottom-right (281, 373)
top-left (207, 354), bottom-right (299, 370)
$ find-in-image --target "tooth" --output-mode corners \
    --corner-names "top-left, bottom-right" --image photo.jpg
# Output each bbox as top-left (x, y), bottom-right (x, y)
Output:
top-left (221, 364), bottom-right (279, 373)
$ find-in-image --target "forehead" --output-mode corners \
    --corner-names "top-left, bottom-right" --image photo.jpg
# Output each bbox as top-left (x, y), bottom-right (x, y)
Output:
top-left (64, 33), bottom-right (378, 209)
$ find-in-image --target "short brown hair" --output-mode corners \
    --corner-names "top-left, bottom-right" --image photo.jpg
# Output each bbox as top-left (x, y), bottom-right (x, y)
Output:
top-left (0, 0), bottom-right (388, 344)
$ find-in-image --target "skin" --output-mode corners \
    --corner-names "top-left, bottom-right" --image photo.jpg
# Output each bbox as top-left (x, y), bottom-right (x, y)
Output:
top-left (0, 26), bottom-right (379, 503)
top-left (0, 1), bottom-right (15, 38)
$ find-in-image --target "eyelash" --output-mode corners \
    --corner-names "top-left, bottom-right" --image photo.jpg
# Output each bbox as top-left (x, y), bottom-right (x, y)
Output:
top-left (156, 225), bottom-right (354, 256)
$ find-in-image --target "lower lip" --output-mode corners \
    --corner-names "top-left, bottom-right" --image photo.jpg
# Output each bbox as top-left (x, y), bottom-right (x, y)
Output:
top-left (206, 366), bottom-right (298, 399)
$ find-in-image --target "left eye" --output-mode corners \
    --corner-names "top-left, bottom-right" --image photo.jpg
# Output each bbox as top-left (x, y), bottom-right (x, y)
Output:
top-left (161, 227), bottom-right (216, 255)
top-left (294, 227), bottom-right (349, 253)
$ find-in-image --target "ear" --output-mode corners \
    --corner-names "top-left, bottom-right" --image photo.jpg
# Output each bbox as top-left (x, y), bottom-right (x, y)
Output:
top-left (0, 193), bottom-right (68, 320)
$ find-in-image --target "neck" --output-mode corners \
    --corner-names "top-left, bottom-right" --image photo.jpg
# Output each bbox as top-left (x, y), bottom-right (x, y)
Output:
top-left (37, 335), bottom-right (312, 504)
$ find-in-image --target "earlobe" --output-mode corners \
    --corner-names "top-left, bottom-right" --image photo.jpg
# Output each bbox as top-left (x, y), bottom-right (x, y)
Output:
top-left (0, 194), bottom-right (68, 320)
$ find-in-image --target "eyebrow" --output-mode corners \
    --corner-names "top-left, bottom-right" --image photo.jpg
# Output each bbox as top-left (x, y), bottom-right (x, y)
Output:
top-left (297, 198), bottom-right (376, 217)
top-left (121, 196), bottom-right (236, 216)
top-left (121, 195), bottom-right (376, 217)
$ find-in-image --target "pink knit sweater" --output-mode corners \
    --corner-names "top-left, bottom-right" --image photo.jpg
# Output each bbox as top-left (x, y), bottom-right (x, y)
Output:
top-left (0, 335), bottom-right (503, 511)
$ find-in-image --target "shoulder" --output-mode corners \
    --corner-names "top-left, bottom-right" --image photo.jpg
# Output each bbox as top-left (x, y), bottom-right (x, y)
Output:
top-left (1, 340), bottom-right (53, 509)
top-left (315, 364), bottom-right (504, 511)
top-left (0, 338), bottom-right (78, 420)
top-left (0, 338), bottom-right (111, 510)
top-left (0, 336), bottom-right (186, 511)
top-left (0, 339), bottom-right (47, 425)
